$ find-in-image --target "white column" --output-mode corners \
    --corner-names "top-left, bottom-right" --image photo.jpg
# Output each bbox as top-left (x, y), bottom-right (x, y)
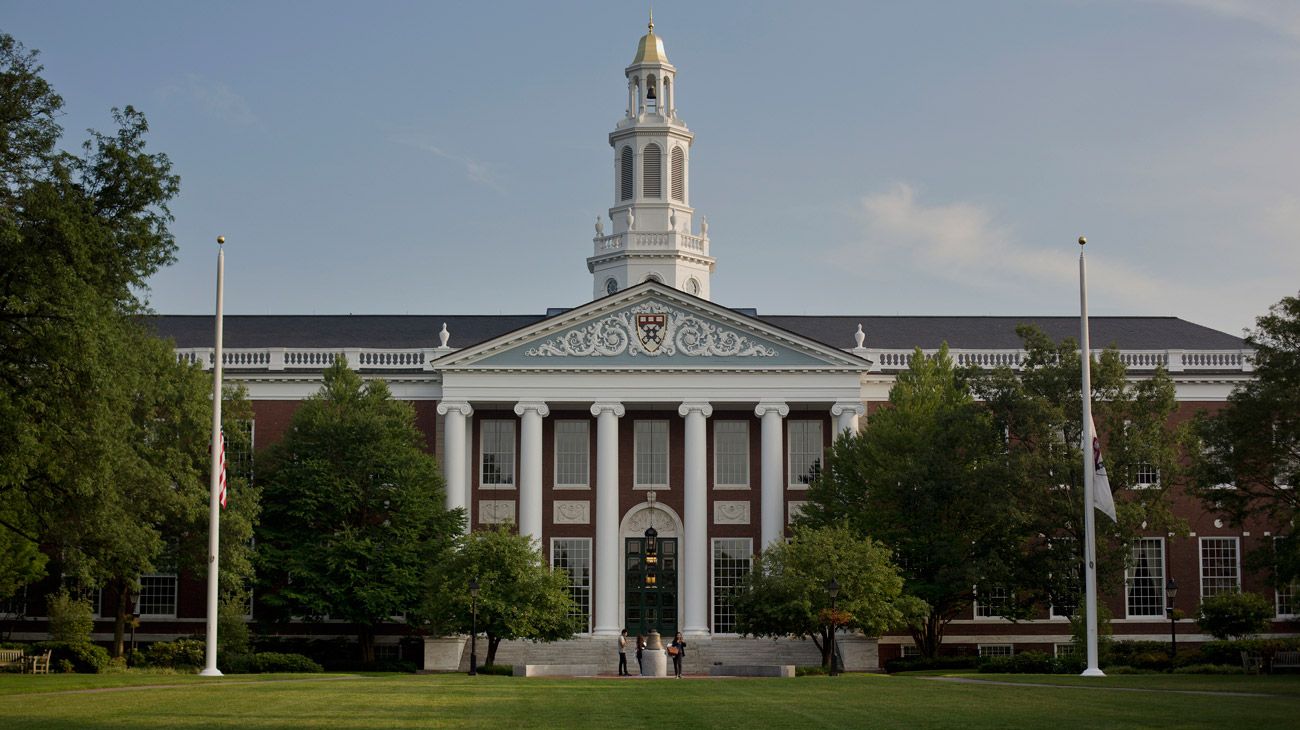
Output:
top-left (755, 402), bottom-right (789, 551)
top-left (831, 401), bottom-right (865, 439)
top-left (514, 401), bottom-right (549, 546)
top-left (437, 401), bottom-right (473, 531)
top-left (591, 402), bottom-right (625, 636)
top-left (679, 401), bottom-right (712, 636)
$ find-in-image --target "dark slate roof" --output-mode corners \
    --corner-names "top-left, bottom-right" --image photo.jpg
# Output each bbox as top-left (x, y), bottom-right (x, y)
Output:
top-left (757, 316), bottom-right (1247, 351)
top-left (146, 313), bottom-right (1246, 352)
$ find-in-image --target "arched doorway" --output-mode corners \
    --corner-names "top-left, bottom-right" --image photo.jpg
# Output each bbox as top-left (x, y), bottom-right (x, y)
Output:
top-left (620, 499), bottom-right (682, 636)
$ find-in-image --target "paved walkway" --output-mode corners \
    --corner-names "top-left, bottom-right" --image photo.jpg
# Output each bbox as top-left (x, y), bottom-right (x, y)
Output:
top-left (922, 675), bottom-right (1277, 698)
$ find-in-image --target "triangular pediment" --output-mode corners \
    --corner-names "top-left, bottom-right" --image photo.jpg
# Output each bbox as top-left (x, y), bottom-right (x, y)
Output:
top-left (434, 283), bottom-right (869, 371)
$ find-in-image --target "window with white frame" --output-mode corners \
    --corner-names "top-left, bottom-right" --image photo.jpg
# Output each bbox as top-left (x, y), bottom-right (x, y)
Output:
top-left (975, 585), bottom-right (1011, 618)
top-left (635, 420), bottom-right (669, 487)
top-left (374, 644), bottom-right (400, 662)
top-left (480, 420), bottom-right (516, 487)
top-left (787, 420), bottom-right (823, 487)
top-left (1048, 538), bottom-right (1081, 620)
top-left (1134, 462), bottom-right (1160, 489)
top-left (1200, 536), bottom-right (1240, 598)
top-left (0, 586), bottom-right (27, 618)
top-left (1278, 580), bottom-right (1298, 618)
top-left (713, 421), bottom-right (749, 488)
top-left (553, 420), bottom-right (590, 488)
top-left (978, 644), bottom-right (1013, 658)
top-left (1054, 643), bottom-right (1078, 658)
top-left (901, 644), bottom-right (921, 658)
top-left (712, 538), bottom-right (752, 634)
top-left (227, 418), bottom-right (255, 483)
top-left (1126, 538), bottom-right (1165, 617)
top-left (551, 538), bottom-right (592, 632)
top-left (138, 575), bottom-right (178, 618)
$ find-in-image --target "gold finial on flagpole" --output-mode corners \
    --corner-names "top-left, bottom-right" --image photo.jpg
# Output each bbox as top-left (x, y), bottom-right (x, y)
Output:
top-left (1078, 236), bottom-right (1086, 246)
top-left (217, 236), bottom-right (225, 245)
top-left (648, 8), bottom-right (654, 31)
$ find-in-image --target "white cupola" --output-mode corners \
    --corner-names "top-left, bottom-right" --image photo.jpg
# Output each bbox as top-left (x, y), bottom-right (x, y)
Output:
top-left (587, 15), bottom-right (714, 301)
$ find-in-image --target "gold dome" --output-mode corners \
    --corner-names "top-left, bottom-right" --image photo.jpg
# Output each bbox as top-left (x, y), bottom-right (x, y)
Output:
top-left (632, 17), bottom-right (668, 64)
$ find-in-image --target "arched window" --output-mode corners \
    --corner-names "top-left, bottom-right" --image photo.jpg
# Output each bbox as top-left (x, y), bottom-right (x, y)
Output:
top-left (646, 74), bottom-right (658, 114)
top-left (671, 147), bottom-right (685, 202)
top-left (642, 143), bottom-right (662, 199)
top-left (643, 273), bottom-right (663, 283)
top-left (620, 147), bottom-right (634, 201)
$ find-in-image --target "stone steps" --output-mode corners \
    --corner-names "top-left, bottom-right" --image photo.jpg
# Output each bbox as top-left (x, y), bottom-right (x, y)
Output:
top-left (454, 634), bottom-right (876, 674)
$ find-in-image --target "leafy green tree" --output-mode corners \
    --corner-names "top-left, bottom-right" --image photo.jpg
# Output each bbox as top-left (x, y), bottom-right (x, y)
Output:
top-left (1196, 592), bottom-right (1273, 640)
top-left (257, 359), bottom-right (460, 663)
top-left (0, 34), bottom-right (235, 655)
top-left (802, 332), bottom-right (1182, 657)
top-left (1191, 294), bottom-right (1300, 584)
top-left (799, 346), bottom-right (1021, 658)
top-left (731, 524), bottom-right (922, 669)
top-left (416, 526), bottom-right (579, 667)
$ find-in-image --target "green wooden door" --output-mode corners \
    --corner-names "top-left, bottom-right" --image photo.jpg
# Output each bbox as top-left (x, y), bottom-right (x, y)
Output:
top-left (624, 536), bottom-right (678, 636)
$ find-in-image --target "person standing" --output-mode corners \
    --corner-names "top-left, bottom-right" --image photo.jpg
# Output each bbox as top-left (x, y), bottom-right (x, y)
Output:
top-left (669, 632), bottom-right (686, 678)
top-left (618, 629), bottom-right (629, 676)
top-left (636, 634), bottom-right (646, 676)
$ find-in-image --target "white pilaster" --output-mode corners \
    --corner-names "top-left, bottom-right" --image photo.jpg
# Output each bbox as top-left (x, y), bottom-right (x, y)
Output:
top-left (831, 401), bottom-right (865, 439)
top-left (679, 401), bottom-right (712, 636)
top-left (437, 401), bottom-right (474, 531)
top-left (756, 401), bottom-right (789, 551)
top-left (591, 401), bottom-right (626, 636)
top-left (514, 401), bottom-right (549, 546)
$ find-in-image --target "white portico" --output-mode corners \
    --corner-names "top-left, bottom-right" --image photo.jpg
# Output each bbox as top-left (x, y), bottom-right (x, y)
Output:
top-left (433, 282), bottom-right (869, 637)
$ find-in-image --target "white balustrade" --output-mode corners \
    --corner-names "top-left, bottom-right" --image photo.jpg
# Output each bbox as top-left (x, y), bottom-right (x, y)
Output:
top-left (173, 347), bottom-right (443, 372)
top-left (862, 348), bottom-right (1252, 374)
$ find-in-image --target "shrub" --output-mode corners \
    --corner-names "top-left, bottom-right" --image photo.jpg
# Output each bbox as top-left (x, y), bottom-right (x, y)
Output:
top-left (1069, 603), bottom-right (1113, 662)
top-left (1107, 641), bottom-right (1175, 671)
top-left (796, 665), bottom-right (827, 676)
top-left (244, 652), bottom-right (323, 674)
top-left (46, 591), bottom-right (94, 644)
top-left (1199, 638), bottom-right (1300, 666)
top-left (30, 641), bottom-right (110, 673)
top-left (145, 639), bottom-right (206, 669)
top-left (1173, 664), bottom-right (1244, 674)
top-left (978, 652), bottom-right (1064, 674)
top-left (475, 663), bottom-right (514, 676)
top-left (883, 655), bottom-right (979, 673)
top-left (218, 600), bottom-right (251, 658)
top-left (1197, 593), bottom-right (1274, 640)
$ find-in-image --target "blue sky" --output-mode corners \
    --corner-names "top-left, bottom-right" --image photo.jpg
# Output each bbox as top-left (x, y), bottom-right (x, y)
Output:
top-left (7, 1), bottom-right (1299, 337)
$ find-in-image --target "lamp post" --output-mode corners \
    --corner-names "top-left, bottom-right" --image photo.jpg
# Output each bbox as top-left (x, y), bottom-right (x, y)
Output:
top-left (1165, 578), bottom-right (1178, 661)
top-left (130, 604), bottom-right (141, 665)
top-left (827, 578), bottom-right (840, 677)
top-left (469, 577), bottom-right (480, 676)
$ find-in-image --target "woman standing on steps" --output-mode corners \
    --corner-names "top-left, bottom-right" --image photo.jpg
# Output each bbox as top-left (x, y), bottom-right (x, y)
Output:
top-left (668, 632), bottom-right (686, 678)
top-left (618, 629), bottom-right (629, 676)
top-left (636, 633), bottom-right (646, 676)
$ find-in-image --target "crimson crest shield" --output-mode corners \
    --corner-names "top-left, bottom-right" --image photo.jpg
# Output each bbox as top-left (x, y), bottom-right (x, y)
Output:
top-left (636, 313), bottom-right (667, 353)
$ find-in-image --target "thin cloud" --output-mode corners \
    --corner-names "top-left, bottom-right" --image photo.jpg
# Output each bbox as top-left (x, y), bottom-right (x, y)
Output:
top-left (159, 74), bottom-right (257, 126)
top-left (1148, 0), bottom-right (1300, 42)
top-left (388, 133), bottom-right (504, 193)
top-left (847, 183), bottom-right (1182, 312)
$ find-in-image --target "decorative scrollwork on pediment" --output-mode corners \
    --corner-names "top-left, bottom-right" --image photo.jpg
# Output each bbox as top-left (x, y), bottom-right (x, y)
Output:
top-left (525, 303), bottom-right (777, 358)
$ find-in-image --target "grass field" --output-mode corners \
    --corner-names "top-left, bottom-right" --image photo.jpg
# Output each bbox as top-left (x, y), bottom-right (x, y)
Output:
top-left (0, 672), bottom-right (1297, 729)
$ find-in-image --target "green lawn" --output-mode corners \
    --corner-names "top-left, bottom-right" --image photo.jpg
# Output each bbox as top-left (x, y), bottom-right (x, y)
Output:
top-left (0, 672), bottom-right (1296, 729)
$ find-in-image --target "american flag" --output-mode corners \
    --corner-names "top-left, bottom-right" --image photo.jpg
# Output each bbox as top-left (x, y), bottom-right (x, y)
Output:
top-left (218, 430), bottom-right (228, 509)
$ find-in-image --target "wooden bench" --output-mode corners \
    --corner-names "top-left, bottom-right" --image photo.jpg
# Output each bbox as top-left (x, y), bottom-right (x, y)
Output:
top-left (0, 648), bottom-right (24, 672)
top-left (1272, 650), bottom-right (1300, 671)
top-left (1242, 651), bottom-right (1264, 674)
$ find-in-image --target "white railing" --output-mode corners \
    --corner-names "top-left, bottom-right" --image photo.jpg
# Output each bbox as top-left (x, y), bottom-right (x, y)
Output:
top-left (857, 348), bottom-right (1253, 374)
top-left (174, 347), bottom-right (449, 372)
top-left (591, 231), bottom-right (711, 257)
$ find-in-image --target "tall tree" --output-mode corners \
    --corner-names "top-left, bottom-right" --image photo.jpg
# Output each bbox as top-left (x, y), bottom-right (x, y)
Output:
top-left (731, 524), bottom-right (922, 669)
top-left (256, 359), bottom-right (460, 663)
top-left (0, 34), bottom-right (237, 652)
top-left (1191, 293), bottom-right (1300, 584)
top-left (799, 346), bottom-right (1022, 657)
top-left (415, 526), bottom-right (579, 667)
top-left (801, 332), bottom-right (1182, 657)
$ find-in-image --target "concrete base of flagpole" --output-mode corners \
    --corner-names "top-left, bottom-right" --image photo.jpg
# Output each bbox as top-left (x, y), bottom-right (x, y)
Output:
top-left (1080, 668), bottom-right (1106, 677)
top-left (199, 668), bottom-right (224, 677)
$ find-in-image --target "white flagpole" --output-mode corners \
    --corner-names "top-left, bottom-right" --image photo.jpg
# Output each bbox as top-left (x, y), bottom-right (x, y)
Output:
top-left (1078, 235), bottom-right (1105, 677)
top-left (201, 236), bottom-right (226, 677)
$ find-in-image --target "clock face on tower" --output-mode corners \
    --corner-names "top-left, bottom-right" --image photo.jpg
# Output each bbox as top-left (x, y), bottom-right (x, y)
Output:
top-left (687, 278), bottom-right (700, 295)
top-left (606, 278), bottom-right (619, 296)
